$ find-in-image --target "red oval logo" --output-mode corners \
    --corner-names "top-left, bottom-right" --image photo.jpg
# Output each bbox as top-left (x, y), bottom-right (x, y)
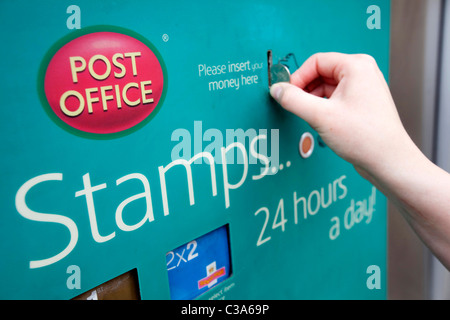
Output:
top-left (41, 27), bottom-right (167, 137)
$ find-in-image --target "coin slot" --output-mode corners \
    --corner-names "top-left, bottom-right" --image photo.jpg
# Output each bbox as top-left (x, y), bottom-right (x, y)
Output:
top-left (267, 50), bottom-right (273, 88)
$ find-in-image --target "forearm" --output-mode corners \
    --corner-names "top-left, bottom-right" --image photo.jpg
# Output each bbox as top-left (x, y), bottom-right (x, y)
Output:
top-left (366, 136), bottom-right (450, 269)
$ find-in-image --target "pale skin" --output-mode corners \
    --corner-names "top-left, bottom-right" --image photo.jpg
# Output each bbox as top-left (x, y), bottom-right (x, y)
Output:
top-left (270, 52), bottom-right (450, 270)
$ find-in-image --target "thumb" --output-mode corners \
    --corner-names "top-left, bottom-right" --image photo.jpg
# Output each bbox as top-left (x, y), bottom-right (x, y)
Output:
top-left (270, 83), bottom-right (326, 127)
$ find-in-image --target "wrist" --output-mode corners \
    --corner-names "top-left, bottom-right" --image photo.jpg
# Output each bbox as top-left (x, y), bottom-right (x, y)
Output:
top-left (363, 131), bottom-right (429, 201)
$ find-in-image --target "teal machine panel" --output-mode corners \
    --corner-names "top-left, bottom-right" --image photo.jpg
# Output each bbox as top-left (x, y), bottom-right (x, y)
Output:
top-left (0, 0), bottom-right (389, 299)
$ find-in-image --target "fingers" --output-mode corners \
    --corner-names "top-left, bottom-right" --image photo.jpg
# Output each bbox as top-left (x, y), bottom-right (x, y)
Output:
top-left (290, 52), bottom-right (348, 89)
top-left (303, 77), bottom-right (337, 98)
top-left (270, 52), bottom-right (383, 129)
top-left (269, 53), bottom-right (346, 125)
top-left (270, 82), bottom-right (328, 127)
top-left (308, 82), bottom-right (336, 98)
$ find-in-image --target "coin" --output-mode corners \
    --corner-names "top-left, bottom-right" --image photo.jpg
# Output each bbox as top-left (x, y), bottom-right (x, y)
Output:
top-left (270, 63), bottom-right (290, 85)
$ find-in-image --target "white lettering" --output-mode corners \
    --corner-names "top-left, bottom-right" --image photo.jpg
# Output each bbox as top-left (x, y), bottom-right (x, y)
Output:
top-left (115, 173), bottom-right (154, 232)
top-left (15, 173), bottom-right (78, 269)
top-left (221, 142), bottom-right (248, 208)
top-left (75, 173), bottom-right (115, 243)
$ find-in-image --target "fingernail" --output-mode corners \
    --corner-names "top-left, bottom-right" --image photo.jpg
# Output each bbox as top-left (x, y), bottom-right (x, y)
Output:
top-left (270, 84), bottom-right (283, 101)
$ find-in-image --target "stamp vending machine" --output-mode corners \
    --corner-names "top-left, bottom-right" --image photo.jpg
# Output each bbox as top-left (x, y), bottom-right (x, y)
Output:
top-left (0, 0), bottom-right (389, 299)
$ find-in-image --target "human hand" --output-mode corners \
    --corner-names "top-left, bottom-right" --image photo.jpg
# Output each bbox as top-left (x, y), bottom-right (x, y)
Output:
top-left (270, 52), bottom-right (417, 181)
top-left (271, 53), bottom-right (450, 270)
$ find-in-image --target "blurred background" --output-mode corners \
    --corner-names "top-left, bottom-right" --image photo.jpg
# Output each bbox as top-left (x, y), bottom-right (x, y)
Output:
top-left (389, 0), bottom-right (450, 299)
